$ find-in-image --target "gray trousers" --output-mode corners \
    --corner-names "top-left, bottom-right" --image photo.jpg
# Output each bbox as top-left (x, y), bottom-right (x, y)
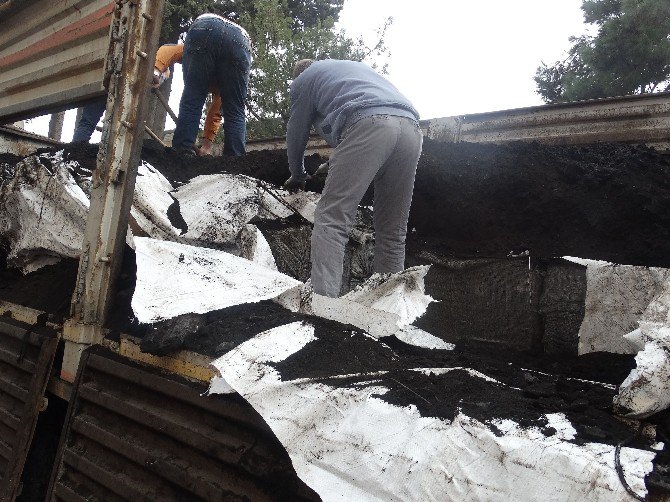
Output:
top-left (311, 115), bottom-right (423, 297)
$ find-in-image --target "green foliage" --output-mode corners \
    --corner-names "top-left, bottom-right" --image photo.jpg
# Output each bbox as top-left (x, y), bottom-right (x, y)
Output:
top-left (240, 0), bottom-right (392, 139)
top-left (160, 0), bottom-right (344, 43)
top-left (158, 0), bottom-right (389, 141)
top-left (535, 0), bottom-right (670, 103)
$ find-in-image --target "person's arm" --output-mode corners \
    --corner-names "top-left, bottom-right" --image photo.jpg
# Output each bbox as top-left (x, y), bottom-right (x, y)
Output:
top-left (154, 44), bottom-right (183, 73)
top-left (152, 44), bottom-right (183, 86)
top-left (199, 93), bottom-right (222, 156)
top-left (286, 83), bottom-right (315, 181)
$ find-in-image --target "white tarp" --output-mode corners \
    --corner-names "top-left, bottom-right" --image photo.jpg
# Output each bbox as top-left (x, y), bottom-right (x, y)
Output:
top-left (614, 279), bottom-right (670, 418)
top-left (564, 258), bottom-right (670, 354)
top-left (131, 237), bottom-right (300, 323)
top-left (131, 161), bottom-right (183, 240)
top-left (174, 174), bottom-right (320, 246)
top-left (238, 224), bottom-right (278, 271)
top-left (211, 321), bottom-right (654, 502)
top-left (0, 152), bottom-right (88, 273)
top-left (278, 266), bottom-right (435, 339)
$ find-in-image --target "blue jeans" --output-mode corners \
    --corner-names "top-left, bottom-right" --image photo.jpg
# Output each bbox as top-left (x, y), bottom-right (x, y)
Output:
top-left (72, 97), bottom-right (106, 142)
top-left (172, 18), bottom-right (252, 156)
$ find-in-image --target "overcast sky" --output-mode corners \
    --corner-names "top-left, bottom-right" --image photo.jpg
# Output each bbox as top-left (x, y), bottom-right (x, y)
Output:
top-left (23, 0), bottom-right (588, 141)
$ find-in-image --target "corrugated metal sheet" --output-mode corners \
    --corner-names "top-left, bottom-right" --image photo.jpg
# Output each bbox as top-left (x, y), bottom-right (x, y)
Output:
top-left (424, 92), bottom-right (670, 151)
top-left (48, 346), bottom-right (320, 501)
top-left (0, 316), bottom-right (59, 502)
top-left (0, 0), bottom-right (115, 124)
top-left (0, 124), bottom-right (61, 155)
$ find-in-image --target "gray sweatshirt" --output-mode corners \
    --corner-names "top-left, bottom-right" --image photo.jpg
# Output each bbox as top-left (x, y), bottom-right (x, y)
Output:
top-left (286, 59), bottom-right (419, 180)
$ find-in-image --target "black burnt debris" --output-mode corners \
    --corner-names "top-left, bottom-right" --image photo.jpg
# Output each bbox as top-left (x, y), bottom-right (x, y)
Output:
top-left (1, 139), bottom-right (669, 493)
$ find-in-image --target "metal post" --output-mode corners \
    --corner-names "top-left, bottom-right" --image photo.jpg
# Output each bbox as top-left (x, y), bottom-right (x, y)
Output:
top-left (48, 111), bottom-right (65, 141)
top-left (63, 0), bottom-right (165, 382)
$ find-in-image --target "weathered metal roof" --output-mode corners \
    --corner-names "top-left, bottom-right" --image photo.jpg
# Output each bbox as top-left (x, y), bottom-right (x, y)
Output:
top-left (423, 91), bottom-right (670, 151)
top-left (0, 0), bottom-right (115, 124)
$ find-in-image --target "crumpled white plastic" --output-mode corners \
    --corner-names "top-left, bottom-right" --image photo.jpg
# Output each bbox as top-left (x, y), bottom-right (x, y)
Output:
top-left (174, 174), bottom-right (320, 246)
top-left (0, 152), bottom-right (88, 273)
top-left (131, 161), bottom-right (183, 239)
top-left (211, 321), bottom-right (654, 502)
top-left (563, 257), bottom-right (670, 355)
top-left (131, 237), bottom-right (300, 323)
top-left (277, 266), bottom-right (435, 338)
top-left (614, 281), bottom-right (670, 418)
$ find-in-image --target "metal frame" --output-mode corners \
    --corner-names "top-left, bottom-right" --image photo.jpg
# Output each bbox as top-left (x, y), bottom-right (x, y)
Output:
top-left (63, 0), bottom-right (165, 381)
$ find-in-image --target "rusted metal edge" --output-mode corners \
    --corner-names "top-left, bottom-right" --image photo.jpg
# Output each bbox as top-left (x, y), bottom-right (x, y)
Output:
top-left (0, 125), bottom-right (62, 146)
top-left (70, 0), bottom-right (165, 330)
top-left (0, 3), bottom-right (114, 71)
top-left (46, 346), bottom-right (320, 501)
top-left (0, 317), bottom-right (59, 502)
top-left (455, 90), bottom-right (670, 120)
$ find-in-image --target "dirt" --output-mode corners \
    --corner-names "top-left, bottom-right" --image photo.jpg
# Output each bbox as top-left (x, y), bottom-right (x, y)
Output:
top-left (410, 139), bottom-right (670, 267)
top-left (271, 322), bottom-right (639, 446)
top-left (0, 253), bottom-right (78, 321)
top-left (43, 138), bottom-right (670, 268)
top-left (52, 141), bottom-right (325, 188)
top-left (140, 300), bottom-right (306, 357)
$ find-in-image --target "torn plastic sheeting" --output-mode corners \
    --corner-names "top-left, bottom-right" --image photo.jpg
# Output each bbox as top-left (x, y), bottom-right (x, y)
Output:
top-left (311, 266), bottom-right (435, 338)
top-left (211, 322), bottom-right (654, 502)
top-left (0, 152), bottom-right (88, 273)
top-left (173, 174), bottom-right (320, 246)
top-left (131, 237), bottom-right (300, 323)
top-left (614, 280), bottom-right (670, 418)
top-left (238, 224), bottom-right (278, 271)
top-left (389, 326), bottom-right (454, 350)
top-left (563, 257), bottom-right (670, 355)
top-left (131, 161), bottom-right (183, 239)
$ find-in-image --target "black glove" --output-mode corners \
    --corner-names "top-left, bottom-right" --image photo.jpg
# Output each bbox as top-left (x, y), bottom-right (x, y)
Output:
top-left (313, 161), bottom-right (329, 177)
top-left (283, 175), bottom-right (307, 192)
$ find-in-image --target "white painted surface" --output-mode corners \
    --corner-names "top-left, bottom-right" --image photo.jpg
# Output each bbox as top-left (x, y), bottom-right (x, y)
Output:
top-left (174, 174), bottom-right (320, 246)
top-left (130, 161), bottom-right (181, 239)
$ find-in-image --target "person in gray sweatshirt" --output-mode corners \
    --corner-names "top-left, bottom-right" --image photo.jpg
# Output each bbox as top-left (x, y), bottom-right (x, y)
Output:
top-left (285, 58), bottom-right (423, 298)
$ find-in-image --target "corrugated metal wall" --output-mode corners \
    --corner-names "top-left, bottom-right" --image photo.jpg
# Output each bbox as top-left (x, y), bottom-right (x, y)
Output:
top-left (48, 347), bottom-right (320, 501)
top-left (0, 0), bottom-right (115, 124)
top-left (0, 316), bottom-right (59, 502)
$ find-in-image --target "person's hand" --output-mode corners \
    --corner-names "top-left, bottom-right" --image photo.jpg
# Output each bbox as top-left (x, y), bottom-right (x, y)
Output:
top-left (198, 139), bottom-right (214, 156)
top-left (283, 175), bottom-right (308, 192)
top-left (151, 74), bottom-right (161, 88)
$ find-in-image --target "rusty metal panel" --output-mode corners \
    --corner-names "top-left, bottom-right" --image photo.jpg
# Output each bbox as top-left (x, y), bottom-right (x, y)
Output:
top-left (0, 316), bottom-right (59, 502)
top-left (47, 346), bottom-right (320, 501)
top-left (67, 0), bottom-right (164, 342)
top-left (0, 125), bottom-right (61, 155)
top-left (0, 0), bottom-right (115, 124)
top-left (424, 92), bottom-right (670, 151)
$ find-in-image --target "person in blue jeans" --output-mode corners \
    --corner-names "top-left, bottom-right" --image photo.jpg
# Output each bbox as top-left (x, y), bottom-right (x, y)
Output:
top-left (72, 14), bottom-right (251, 156)
top-left (71, 98), bottom-right (106, 143)
top-left (172, 14), bottom-right (252, 156)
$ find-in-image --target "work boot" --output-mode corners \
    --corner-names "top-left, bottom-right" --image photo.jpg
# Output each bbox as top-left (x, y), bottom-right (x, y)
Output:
top-left (177, 147), bottom-right (197, 157)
